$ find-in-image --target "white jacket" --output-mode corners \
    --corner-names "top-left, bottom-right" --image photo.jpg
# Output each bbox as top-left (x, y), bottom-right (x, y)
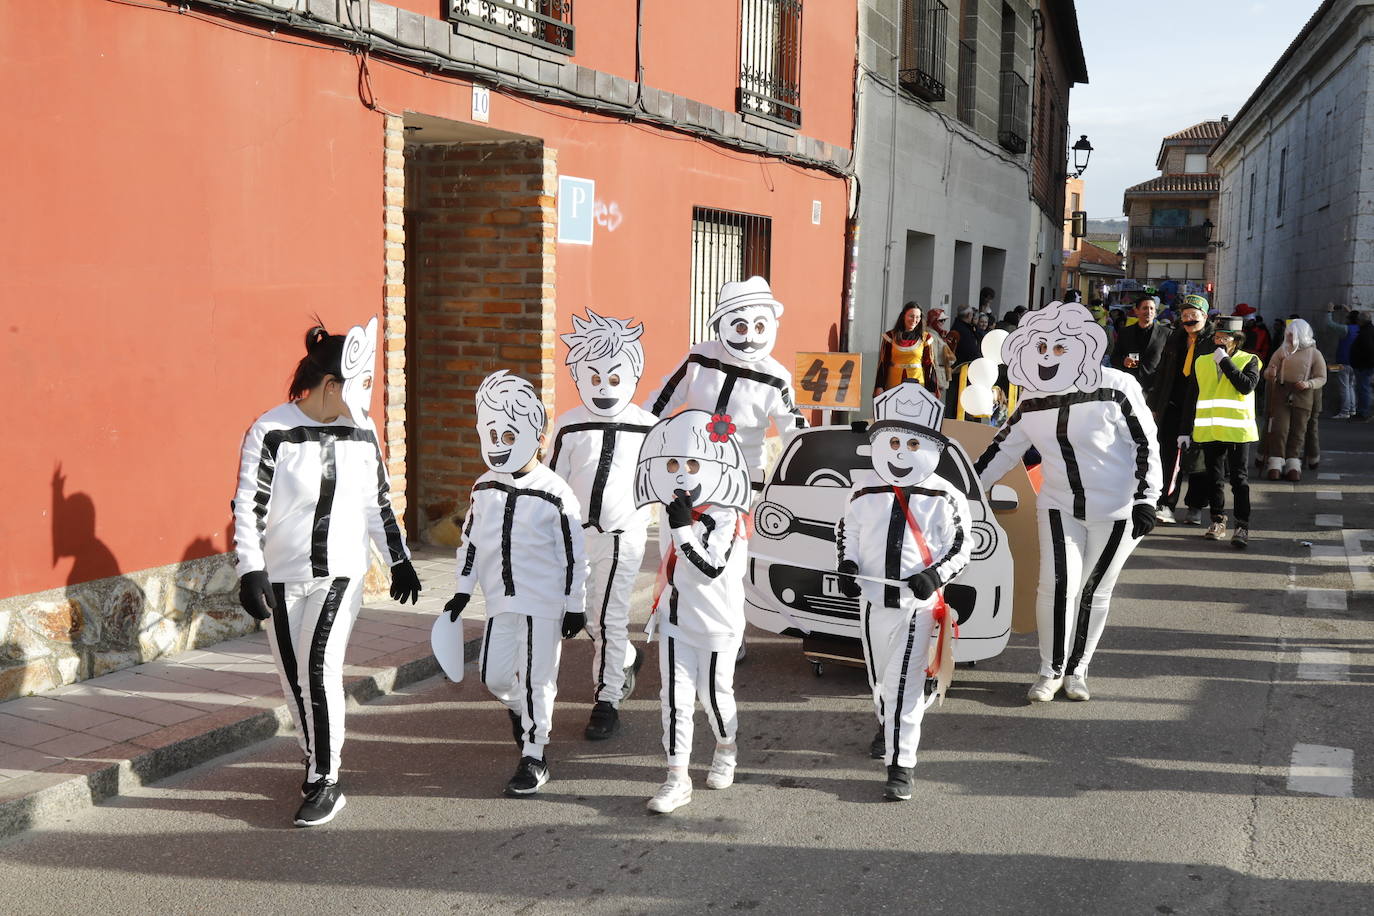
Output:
top-left (455, 463), bottom-right (589, 620)
top-left (658, 505), bottom-right (749, 651)
top-left (645, 340), bottom-right (805, 480)
top-left (838, 477), bottom-right (972, 611)
top-left (232, 402), bottom-right (409, 581)
top-left (548, 404), bottom-right (657, 534)
top-left (974, 368), bottom-right (1161, 521)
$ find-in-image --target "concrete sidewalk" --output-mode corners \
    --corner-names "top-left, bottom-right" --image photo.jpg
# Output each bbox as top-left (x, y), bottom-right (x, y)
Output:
top-left (0, 549), bottom-right (466, 839)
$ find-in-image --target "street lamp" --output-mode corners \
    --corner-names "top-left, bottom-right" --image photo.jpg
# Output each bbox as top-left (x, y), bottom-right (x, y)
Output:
top-left (1070, 135), bottom-right (1093, 178)
top-left (1202, 218), bottom-right (1224, 249)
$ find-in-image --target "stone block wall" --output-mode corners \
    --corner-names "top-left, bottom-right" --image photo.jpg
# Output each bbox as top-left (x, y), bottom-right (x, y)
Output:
top-left (407, 139), bottom-right (558, 545)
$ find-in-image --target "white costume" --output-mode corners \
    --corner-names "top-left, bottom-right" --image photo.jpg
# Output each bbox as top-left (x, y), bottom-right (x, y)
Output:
top-left (973, 302), bottom-right (1161, 690)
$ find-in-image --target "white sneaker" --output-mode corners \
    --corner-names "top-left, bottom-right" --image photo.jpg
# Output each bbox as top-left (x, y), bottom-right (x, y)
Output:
top-left (706, 746), bottom-right (737, 789)
top-left (1027, 676), bottom-right (1063, 702)
top-left (647, 774), bottom-right (693, 813)
top-left (1155, 507), bottom-right (1176, 524)
top-left (1064, 675), bottom-right (1091, 701)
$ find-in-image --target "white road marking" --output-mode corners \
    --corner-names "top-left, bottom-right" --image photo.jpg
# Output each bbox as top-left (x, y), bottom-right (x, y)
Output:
top-left (1316, 490), bottom-right (1342, 501)
top-left (1310, 545), bottom-right (1347, 562)
top-left (1297, 649), bottom-right (1351, 681)
top-left (1306, 589), bottom-right (1348, 611)
top-left (1315, 514), bottom-right (1344, 527)
top-left (1344, 529), bottom-right (1374, 591)
top-left (1317, 473), bottom-right (1341, 481)
top-left (1287, 744), bottom-right (1354, 797)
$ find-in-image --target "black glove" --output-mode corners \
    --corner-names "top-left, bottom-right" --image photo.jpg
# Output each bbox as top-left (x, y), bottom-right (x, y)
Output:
top-left (1131, 503), bottom-right (1157, 539)
top-left (561, 611), bottom-right (587, 639)
top-left (907, 569), bottom-right (939, 600)
top-left (237, 570), bottom-right (275, 621)
top-left (836, 559), bottom-right (863, 598)
top-left (666, 489), bottom-right (695, 529)
top-left (389, 559), bottom-right (422, 604)
top-left (444, 592), bottom-right (470, 622)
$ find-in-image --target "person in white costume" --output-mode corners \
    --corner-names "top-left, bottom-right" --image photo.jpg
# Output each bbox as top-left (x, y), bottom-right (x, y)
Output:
top-left (646, 276), bottom-right (805, 491)
top-left (444, 371), bottom-right (590, 797)
top-left (232, 319), bottom-right (421, 828)
top-left (549, 309), bottom-right (657, 740)
top-left (836, 384), bottom-right (971, 801)
top-left (973, 301), bottom-right (1161, 704)
top-left (633, 410), bottom-right (753, 814)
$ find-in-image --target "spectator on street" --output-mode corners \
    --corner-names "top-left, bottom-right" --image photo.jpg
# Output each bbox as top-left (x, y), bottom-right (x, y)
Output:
top-left (1318, 303), bottom-right (1354, 418)
top-left (1262, 318), bottom-right (1326, 481)
top-left (1113, 296), bottom-right (1169, 397)
top-left (924, 308), bottom-right (957, 394)
top-left (950, 305), bottom-right (982, 364)
top-left (1352, 311), bottom-right (1374, 420)
top-left (873, 301), bottom-right (948, 398)
top-left (1147, 295), bottom-right (1214, 524)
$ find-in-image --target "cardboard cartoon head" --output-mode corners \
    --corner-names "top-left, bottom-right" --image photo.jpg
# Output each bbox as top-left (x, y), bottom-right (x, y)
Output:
top-left (1002, 301), bottom-right (1106, 394)
top-left (634, 410), bottom-right (751, 511)
top-left (559, 309), bottom-right (646, 418)
top-left (340, 316), bottom-right (378, 424)
top-left (474, 370), bottom-right (546, 473)
top-left (867, 420), bottom-right (946, 488)
top-left (873, 379), bottom-right (943, 431)
top-left (708, 276), bottom-right (783, 364)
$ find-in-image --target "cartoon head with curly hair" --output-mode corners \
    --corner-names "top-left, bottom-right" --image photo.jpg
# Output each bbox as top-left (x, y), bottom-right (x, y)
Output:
top-left (1001, 300), bottom-right (1107, 394)
top-left (475, 370), bottom-right (547, 472)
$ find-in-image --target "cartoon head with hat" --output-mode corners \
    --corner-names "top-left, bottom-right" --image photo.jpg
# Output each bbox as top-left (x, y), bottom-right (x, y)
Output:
top-left (708, 276), bottom-right (784, 364)
top-left (868, 381), bottom-right (948, 487)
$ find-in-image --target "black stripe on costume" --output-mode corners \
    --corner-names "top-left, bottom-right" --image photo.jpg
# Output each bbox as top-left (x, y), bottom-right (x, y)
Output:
top-left (708, 651), bottom-right (728, 739)
top-left (524, 616), bottom-right (536, 745)
top-left (680, 541), bottom-right (730, 579)
top-left (884, 497), bottom-right (905, 608)
top-left (1048, 510), bottom-right (1069, 677)
top-left (307, 577), bottom-right (350, 780)
top-left (927, 491), bottom-right (966, 583)
top-left (310, 434), bottom-right (339, 577)
top-left (650, 360), bottom-right (693, 416)
top-left (1065, 519), bottom-right (1128, 675)
top-left (370, 442), bottom-right (408, 563)
top-left (681, 353), bottom-right (793, 393)
top-left (890, 610), bottom-right (922, 763)
top-left (460, 510), bottom-right (478, 577)
top-left (973, 406), bottom-right (1024, 476)
top-left (587, 427), bottom-right (616, 528)
top-left (479, 616), bottom-right (494, 684)
top-left (470, 482), bottom-right (570, 599)
top-left (714, 373), bottom-right (738, 415)
top-left (1117, 396), bottom-right (1154, 502)
top-left (560, 513), bottom-right (575, 595)
top-left (666, 636), bottom-right (678, 757)
top-left (1055, 407), bottom-right (1087, 520)
top-left (594, 533), bottom-right (621, 699)
top-left (270, 582), bottom-right (310, 757)
top-left (501, 489), bottom-right (517, 596)
top-left (250, 442), bottom-right (277, 560)
top-left (861, 603), bottom-right (879, 715)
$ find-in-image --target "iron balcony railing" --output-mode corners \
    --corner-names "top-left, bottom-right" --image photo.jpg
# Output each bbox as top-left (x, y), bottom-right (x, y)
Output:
top-left (1130, 225), bottom-right (1211, 248)
top-left (997, 69), bottom-right (1028, 153)
top-left (447, 0), bottom-right (574, 55)
top-left (956, 38), bottom-right (977, 125)
top-left (737, 0), bottom-right (804, 128)
top-left (899, 0), bottom-right (948, 103)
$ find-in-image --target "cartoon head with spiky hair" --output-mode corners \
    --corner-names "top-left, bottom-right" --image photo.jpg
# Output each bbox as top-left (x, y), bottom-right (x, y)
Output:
top-left (559, 308), bottom-right (646, 418)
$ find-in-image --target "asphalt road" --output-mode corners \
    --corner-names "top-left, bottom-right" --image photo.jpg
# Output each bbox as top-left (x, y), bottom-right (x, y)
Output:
top-left (3, 420), bottom-right (1371, 916)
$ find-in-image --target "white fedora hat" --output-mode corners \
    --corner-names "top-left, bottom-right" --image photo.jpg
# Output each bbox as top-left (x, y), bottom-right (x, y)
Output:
top-left (707, 275), bottom-right (784, 325)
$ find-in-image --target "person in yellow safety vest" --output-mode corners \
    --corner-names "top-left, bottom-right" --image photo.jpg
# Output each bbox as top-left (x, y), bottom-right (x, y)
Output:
top-left (1179, 315), bottom-right (1261, 549)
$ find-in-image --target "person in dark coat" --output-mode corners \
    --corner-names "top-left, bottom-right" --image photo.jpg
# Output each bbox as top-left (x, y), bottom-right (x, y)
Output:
top-left (1352, 312), bottom-right (1374, 420)
top-left (1113, 296), bottom-right (1169, 397)
top-left (1146, 295), bottom-right (1214, 524)
top-left (950, 306), bottom-right (982, 365)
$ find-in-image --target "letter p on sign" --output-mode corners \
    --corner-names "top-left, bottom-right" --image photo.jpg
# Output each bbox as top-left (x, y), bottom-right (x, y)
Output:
top-left (558, 176), bottom-right (596, 245)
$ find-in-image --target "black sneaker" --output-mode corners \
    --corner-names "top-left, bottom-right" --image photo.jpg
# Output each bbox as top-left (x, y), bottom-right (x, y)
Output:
top-left (504, 755), bottom-right (550, 796)
top-left (509, 709), bottom-right (525, 749)
top-left (883, 765), bottom-right (914, 802)
top-left (621, 650), bottom-right (646, 701)
top-left (293, 781), bottom-right (346, 827)
top-left (1231, 526), bottom-right (1249, 549)
top-left (584, 700), bottom-right (621, 740)
top-left (869, 725), bottom-right (885, 760)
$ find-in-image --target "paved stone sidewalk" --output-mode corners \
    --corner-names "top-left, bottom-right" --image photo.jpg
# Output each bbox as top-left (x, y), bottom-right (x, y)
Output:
top-left (0, 548), bottom-right (467, 839)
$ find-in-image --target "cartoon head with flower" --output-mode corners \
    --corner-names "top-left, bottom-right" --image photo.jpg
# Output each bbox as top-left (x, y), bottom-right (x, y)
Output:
top-left (634, 409), bottom-right (752, 512)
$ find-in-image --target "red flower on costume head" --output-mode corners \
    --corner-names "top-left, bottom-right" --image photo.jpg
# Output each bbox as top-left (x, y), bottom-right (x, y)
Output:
top-left (707, 413), bottom-right (737, 442)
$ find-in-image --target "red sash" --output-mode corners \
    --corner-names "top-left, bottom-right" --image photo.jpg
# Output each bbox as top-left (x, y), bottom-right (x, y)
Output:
top-left (890, 486), bottom-right (957, 687)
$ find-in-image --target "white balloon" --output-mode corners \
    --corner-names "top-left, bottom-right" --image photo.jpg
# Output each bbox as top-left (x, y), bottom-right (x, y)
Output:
top-left (968, 357), bottom-right (999, 388)
top-left (981, 329), bottom-right (1009, 363)
top-left (960, 384), bottom-right (995, 417)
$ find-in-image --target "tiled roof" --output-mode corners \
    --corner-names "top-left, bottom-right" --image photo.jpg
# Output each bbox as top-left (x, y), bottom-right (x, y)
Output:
top-left (1124, 174), bottom-right (1220, 196)
top-left (1164, 120), bottom-right (1227, 142)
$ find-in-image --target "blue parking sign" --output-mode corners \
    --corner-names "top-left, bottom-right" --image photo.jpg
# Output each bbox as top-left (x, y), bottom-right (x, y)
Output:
top-left (557, 176), bottom-right (595, 245)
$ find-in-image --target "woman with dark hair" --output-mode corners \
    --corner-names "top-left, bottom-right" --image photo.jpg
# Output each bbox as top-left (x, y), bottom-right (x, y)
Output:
top-left (872, 301), bottom-right (946, 398)
top-left (232, 321), bottom-right (422, 828)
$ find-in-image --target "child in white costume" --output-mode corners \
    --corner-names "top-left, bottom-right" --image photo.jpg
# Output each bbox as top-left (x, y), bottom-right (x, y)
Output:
top-left (836, 386), bottom-right (971, 801)
top-left (549, 309), bottom-right (658, 740)
top-left (973, 301), bottom-right (1161, 704)
top-left (646, 276), bottom-right (805, 491)
top-left (444, 371), bottom-right (590, 797)
top-left (633, 410), bottom-right (753, 813)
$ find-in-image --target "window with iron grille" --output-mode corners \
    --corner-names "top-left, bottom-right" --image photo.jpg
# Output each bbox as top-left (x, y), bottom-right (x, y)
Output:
top-left (446, 0), bottom-right (574, 54)
top-left (1276, 147), bottom-right (1288, 218)
top-left (690, 208), bottom-right (773, 345)
top-left (899, 0), bottom-right (948, 103)
top-left (1247, 171), bottom-right (1256, 233)
top-left (738, 0), bottom-right (804, 128)
top-left (955, 1), bottom-right (977, 125)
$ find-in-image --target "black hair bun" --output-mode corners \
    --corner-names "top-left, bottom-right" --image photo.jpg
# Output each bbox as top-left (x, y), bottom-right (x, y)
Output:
top-left (305, 325), bottom-right (329, 354)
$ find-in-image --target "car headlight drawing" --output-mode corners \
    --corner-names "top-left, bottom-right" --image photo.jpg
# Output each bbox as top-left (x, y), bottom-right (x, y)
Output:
top-left (754, 501), bottom-right (794, 539)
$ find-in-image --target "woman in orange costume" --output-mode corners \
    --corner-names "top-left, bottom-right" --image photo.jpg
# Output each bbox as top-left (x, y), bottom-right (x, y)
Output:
top-left (873, 302), bottom-right (943, 398)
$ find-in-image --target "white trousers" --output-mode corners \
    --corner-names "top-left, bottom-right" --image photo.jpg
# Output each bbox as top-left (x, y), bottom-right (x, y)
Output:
top-left (265, 575), bottom-right (364, 784)
top-left (660, 635), bottom-right (738, 768)
top-left (861, 602), bottom-right (937, 769)
top-left (1036, 509), bottom-right (1141, 679)
top-left (584, 529), bottom-right (645, 705)
top-left (481, 612), bottom-right (562, 759)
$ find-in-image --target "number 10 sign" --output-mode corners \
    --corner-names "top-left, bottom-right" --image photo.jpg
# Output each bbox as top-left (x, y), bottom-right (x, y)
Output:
top-left (794, 352), bottom-right (863, 410)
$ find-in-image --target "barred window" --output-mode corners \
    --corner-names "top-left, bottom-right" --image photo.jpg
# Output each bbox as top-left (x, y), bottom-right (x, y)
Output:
top-left (690, 208), bottom-right (773, 345)
top-left (446, 0), bottom-right (574, 54)
top-left (899, 0), bottom-right (948, 103)
top-left (738, 0), bottom-right (804, 127)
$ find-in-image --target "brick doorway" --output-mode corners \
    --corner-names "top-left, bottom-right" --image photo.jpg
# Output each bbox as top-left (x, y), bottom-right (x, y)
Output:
top-left (399, 116), bottom-right (557, 545)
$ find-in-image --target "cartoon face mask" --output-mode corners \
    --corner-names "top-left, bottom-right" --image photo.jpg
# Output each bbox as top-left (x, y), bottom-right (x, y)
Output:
top-left (474, 370), bottom-right (546, 473)
top-left (560, 309), bottom-right (646, 419)
top-left (1002, 301), bottom-right (1106, 394)
top-left (633, 410), bottom-right (752, 512)
top-left (716, 305), bottom-right (779, 363)
top-left (573, 354), bottom-right (641, 418)
top-left (340, 316), bottom-right (378, 424)
top-left (647, 455), bottom-right (726, 506)
top-left (868, 423), bottom-right (943, 488)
